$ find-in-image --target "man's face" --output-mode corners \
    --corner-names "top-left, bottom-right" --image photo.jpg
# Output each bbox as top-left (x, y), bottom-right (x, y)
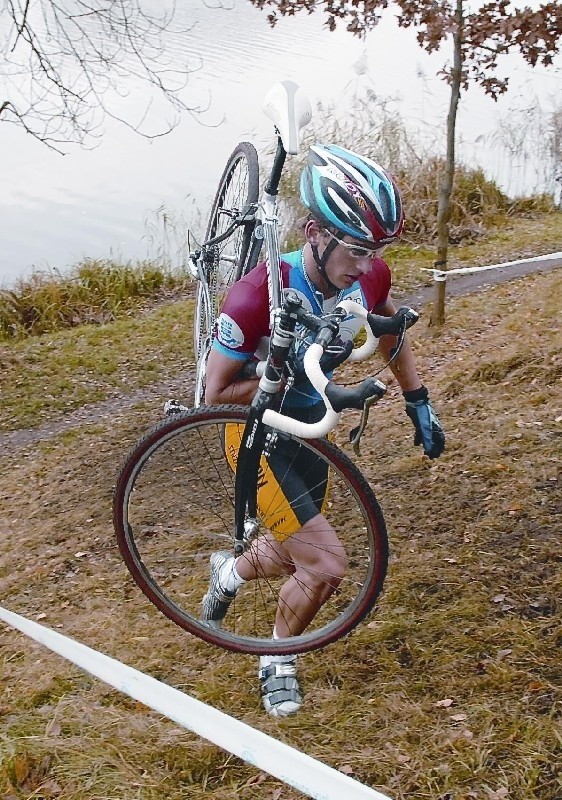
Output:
top-left (318, 229), bottom-right (384, 289)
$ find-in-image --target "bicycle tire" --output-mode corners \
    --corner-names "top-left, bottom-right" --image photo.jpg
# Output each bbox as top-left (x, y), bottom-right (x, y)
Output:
top-left (193, 142), bottom-right (259, 406)
top-left (242, 231), bottom-right (264, 276)
top-left (113, 405), bottom-right (388, 655)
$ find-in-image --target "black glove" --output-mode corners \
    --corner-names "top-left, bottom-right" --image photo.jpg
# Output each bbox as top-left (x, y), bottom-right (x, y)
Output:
top-left (319, 337), bottom-right (354, 374)
top-left (404, 386), bottom-right (445, 459)
top-left (289, 337), bottom-right (353, 384)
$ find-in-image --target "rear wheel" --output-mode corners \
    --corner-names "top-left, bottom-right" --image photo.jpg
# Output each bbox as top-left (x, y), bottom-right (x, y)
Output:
top-left (113, 405), bottom-right (389, 655)
top-left (193, 142), bottom-right (259, 406)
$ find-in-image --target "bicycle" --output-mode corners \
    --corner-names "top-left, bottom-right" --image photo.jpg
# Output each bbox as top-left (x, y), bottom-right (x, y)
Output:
top-left (113, 81), bottom-right (419, 656)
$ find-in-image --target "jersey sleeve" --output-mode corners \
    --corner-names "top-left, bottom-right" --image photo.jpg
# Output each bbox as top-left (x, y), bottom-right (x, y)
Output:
top-left (359, 257), bottom-right (392, 311)
top-left (212, 264), bottom-right (271, 361)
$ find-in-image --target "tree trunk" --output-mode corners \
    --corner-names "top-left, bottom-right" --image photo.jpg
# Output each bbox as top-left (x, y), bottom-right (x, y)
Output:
top-left (429, 0), bottom-right (464, 328)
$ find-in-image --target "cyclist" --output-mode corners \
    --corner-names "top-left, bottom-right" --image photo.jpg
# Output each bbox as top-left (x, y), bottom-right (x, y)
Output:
top-left (202, 144), bottom-right (445, 717)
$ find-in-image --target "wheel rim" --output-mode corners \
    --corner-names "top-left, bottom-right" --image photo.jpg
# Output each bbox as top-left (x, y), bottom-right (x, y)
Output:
top-left (193, 144), bottom-right (259, 407)
top-left (193, 284), bottom-right (211, 408)
top-left (114, 409), bottom-right (387, 655)
top-left (206, 152), bottom-right (256, 296)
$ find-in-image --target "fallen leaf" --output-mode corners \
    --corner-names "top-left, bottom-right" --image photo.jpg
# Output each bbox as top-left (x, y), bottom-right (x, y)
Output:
top-left (14, 754), bottom-right (30, 785)
top-left (338, 764), bottom-right (355, 775)
top-left (435, 698), bottom-right (454, 707)
top-left (451, 713), bottom-right (468, 722)
top-left (497, 649), bottom-right (512, 659)
top-left (39, 778), bottom-right (62, 796)
top-left (492, 594), bottom-right (506, 603)
top-left (528, 681), bottom-right (548, 691)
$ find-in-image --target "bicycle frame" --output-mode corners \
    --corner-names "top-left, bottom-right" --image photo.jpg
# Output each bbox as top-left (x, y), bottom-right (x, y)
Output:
top-left (183, 80), bottom-right (419, 554)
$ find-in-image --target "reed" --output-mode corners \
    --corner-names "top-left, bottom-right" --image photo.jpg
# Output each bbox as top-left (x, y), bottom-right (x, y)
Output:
top-left (0, 259), bottom-right (190, 340)
top-left (278, 90), bottom-right (558, 250)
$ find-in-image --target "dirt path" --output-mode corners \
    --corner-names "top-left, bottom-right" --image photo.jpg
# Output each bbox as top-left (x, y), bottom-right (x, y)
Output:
top-left (2, 254), bottom-right (561, 454)
top-left (396, 251), bottom-right (562, 306)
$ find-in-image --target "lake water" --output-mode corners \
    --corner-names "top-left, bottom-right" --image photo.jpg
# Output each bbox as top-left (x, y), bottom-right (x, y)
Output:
top-left (1, 0), bottom-right (561, 287)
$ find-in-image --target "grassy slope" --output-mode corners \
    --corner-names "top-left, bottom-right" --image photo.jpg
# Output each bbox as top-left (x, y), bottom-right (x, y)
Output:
top-left (0, 232), bottom-right (561, 798)
top-left (1, 212), bottom-right (561, 434)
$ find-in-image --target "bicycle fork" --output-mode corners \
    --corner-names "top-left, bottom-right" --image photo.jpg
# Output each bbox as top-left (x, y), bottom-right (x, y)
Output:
top-left (232, 292), bottom-right (302, 555)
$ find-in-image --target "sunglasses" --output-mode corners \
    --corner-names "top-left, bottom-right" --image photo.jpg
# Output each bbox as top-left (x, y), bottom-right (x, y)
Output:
top-left (328, 231), bottom-right (388, 259)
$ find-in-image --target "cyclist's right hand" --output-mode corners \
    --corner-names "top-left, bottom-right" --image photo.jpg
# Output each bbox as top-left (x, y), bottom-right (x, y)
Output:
top-left (290, 337), bottom-right (353, 383)
top-left (320, 337), bottom-right (354, 373)
top-left (404, 386), bottom-right (445, 459)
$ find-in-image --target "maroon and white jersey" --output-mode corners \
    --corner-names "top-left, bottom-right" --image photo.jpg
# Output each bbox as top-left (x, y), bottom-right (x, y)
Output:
top-left (213, 248), bottom-right (391, 407)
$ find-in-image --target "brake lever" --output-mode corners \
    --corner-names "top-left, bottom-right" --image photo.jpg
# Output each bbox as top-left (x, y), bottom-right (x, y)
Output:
top-left (389, 318), bottom-right (408, 362)
top-left (349, 393), bottom-right (381, 456)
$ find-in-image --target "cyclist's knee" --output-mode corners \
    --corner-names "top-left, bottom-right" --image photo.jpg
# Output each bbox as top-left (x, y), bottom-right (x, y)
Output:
top-left (322, 547), bottom-right (347, 588)
top-left (292, 526), bottom-right (347, 589)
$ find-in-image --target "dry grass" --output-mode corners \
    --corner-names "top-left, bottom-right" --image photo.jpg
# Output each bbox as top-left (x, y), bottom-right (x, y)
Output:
top-left (277, 92), bottom-right (559, 254)
top-left (0, 260), bottom-right (192, 340)
top-left (0, 270), bottom-right (561, 800)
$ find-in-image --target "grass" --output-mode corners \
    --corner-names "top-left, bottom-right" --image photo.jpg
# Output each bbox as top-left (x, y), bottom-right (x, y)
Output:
top-left (0, 301), bottom-right (194, 432)
top-left (0, 251), bottom-right (560, 799)
top-left (0, 259), bottom-right (192, 339)
top-left (1, 211), bottom-right (560, 434)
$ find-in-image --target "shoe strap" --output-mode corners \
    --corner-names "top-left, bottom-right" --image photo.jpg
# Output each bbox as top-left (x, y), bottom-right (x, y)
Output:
top-left (259, 662), bottom-right (296, 680)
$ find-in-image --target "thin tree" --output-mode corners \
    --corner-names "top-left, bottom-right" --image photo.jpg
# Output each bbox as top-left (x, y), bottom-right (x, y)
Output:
top-left (249, 0), bottom-right (562, 325)
top-left (1, 0), bottom-right (202, 151)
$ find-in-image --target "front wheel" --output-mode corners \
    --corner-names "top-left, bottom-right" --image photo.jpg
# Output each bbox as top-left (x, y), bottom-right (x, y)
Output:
top-left (113, 405), bottom-right (388, 655)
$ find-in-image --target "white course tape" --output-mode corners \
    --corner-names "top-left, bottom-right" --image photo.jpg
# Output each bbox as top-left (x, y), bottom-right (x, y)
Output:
top-left (0, 606), bottom-right (392, 800)
top-left (421, 250), bottom-right (562, 279)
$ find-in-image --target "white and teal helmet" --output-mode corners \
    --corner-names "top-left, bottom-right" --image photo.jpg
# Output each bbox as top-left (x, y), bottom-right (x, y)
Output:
top-left (300, 144), bottom-right (404, 245)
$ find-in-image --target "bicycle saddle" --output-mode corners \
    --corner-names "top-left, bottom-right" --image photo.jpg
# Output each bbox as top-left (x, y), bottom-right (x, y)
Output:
top-left (263, 80), bottom-right (312, 155)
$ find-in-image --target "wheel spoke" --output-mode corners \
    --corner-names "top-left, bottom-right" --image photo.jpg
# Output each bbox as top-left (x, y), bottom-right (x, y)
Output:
top-left (114, 407), bottom-right (388, 655)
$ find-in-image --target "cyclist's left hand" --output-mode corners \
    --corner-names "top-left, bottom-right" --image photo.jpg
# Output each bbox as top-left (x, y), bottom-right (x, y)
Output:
top-left (404, 386), bottom-right (445, 459)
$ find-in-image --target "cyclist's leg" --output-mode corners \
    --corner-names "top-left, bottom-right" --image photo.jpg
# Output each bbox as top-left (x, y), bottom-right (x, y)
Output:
top-left (274, 513), bottom-right (347, 637)
top-left (235, 437), bottom-right (346, 637)
top-left (235, 521), bottom-right (346, 637)
top-left (236, 533), bottom-right (295, 579)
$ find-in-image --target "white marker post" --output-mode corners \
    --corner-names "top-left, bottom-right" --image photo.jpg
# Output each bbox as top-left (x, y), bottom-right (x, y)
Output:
top-left (0, 606), bottom-right (393, 800)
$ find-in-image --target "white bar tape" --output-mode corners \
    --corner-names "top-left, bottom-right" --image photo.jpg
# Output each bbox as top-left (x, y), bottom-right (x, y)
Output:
top-left (263, 343), bottom-right (340, 438)
top-left (0, 605), bottom-right (392, 800)
top-left (336, 299), bottom-right (378, 361)
top-left (421, 250), bottom-right (562, 279)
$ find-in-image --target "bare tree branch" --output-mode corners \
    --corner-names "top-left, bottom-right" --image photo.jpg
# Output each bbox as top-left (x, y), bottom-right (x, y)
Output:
top-left (1, 0), bottom-right (202, 149)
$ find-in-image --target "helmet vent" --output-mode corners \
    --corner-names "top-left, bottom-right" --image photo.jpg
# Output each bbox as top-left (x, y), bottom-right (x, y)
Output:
top-left (379, 183), bottom-right (395, 226)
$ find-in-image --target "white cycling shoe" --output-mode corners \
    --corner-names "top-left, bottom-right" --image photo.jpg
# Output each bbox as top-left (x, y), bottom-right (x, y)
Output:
top-left (259, 654), bottom-right (302, 717)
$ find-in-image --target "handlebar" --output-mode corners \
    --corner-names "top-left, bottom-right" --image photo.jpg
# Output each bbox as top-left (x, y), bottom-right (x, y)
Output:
top-left (260, 301), bottom-right (419, 439)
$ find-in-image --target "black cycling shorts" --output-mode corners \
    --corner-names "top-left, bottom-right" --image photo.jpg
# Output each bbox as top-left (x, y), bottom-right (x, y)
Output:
top-left (224, 403), bottom-right (329, 541)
